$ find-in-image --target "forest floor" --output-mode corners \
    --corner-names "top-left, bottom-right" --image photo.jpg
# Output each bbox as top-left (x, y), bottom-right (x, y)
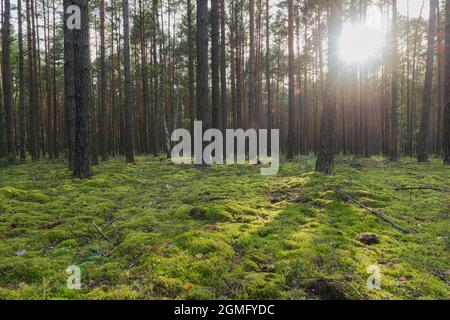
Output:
top-left (0, 156), bottom-right (448, 300)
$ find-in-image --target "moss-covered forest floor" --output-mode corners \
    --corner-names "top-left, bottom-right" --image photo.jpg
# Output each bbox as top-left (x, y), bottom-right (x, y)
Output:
top-left (0, 156), bottom-right (448, 300)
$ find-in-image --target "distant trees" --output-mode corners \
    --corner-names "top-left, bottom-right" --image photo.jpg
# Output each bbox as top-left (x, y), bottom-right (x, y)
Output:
top-left (0, 0), bottom-right (449, 175)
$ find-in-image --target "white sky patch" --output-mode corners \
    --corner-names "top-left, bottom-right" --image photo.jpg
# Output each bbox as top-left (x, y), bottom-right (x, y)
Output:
top-left (398, 0), bottom-right (429, 19)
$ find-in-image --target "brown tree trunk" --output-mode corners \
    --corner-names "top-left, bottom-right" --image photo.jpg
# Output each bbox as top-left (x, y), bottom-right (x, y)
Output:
top-left (18, 0), bottom-right (26, 161)
top-left (197, 0), bottom-right (209, 130)
top-left (2, 0), bottom-right (14, 161)
top-left (443, 0), bottom-right (450, 164)
top-left (64, 0), bottom-right (93, 177)
top-left (315, 0), bottom-right (341, 174)
top-left (123, 0), bottom-right (135, 163)
top-left (211, 0), bottom-right (221, 130)
top-left (390, 0), bottom-right (399, 161)
top-left (286, 0), bottom-right (296, 160)
top-left (188, 0), bottom-right (195, 139)
top-left (100, 0), bottom-right (108, 161)
top-left (220, 0), bottom-right (227, 132)
top-left (417, 0), bottom-right (438, 162)
top-left (248, 0), bottom-right (256, 128)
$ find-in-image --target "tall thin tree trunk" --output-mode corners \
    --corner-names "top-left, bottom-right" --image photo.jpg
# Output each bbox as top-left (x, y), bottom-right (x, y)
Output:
top-left (18, 0), bottom-right (26, 161)
top-left (417, 0), bottom-right (438, 162)
top-left (220, 0), bottom-right (227, 132)
top-left (211, 0), bottom-right (221, 130)
top-left (315, 0), bottom-right (341, 174)
top-left (188, 0), bottom-right (195, 140)
top-left (248, 0), bottom-right (256, 128)
top-left (444, 0), bottom-right (450, 164)
top-left (28, 0), bottom-right (39, 161)
top-left (2, 0), bottom-right (14, 161)
top-left (437, 2), bottom-right (445, 155)
top-left (390, 0), bottom-right (399, 161)
top-left (265, 0), bottom-right (272, 134)
top-left (123, 0), bottom-right (135, 163)
top-left (286, 0), bottom-right (296, 160)
top-left (100, 0), bottom-right (108, 161)
top-left (197, 0), bottom-right (209, 131)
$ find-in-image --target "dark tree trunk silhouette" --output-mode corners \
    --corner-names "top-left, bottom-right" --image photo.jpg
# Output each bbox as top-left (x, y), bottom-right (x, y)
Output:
top-left (123, 0), bottom-right (135, 163)
top-left (188, 0), bottom-right (195, 138)
top-left (64, 0), bottom-right (92, 178)
top-left (248, 0), bottom-right (256, 128)
top-left (315, 0), bottom-right (341, 174)
top-left (417, 0), bottom-right (437, 162)
top-left (18, 0), bottom-right (26, 161)
top-left (100, 0), bottom-right (108, 161)
top-left (197, 0), bottom-right (209, 129)
top-left (286, 0), bottom-right (295, 160)
top-left (211, 0), bottom-right (221, 130)
top-left (390, 0), bottom-right (399, 161)
top-left (266, 0), bottom-right (272, 133)
top-left (2, 0), bottom-right (14, 161)
top-left (444, 0), bottom-right (450, 164)
top-left (28, 0), bottom-right (39, 161)
top-left (220, 0), bottom-right (227, 132)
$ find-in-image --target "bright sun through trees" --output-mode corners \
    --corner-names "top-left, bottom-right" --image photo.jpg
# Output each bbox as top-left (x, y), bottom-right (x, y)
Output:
top-left (339, 23), bottom-right (386, 64)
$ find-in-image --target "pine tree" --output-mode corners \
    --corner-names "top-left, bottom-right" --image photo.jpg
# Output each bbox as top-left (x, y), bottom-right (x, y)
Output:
top-left (315, 0), bottom-right (341, 174)
top-left (2, 0), bottom-right (15, 161)
top-left (417, 0), bottom-right (438, 162)
top-left (123, 0), bottom-right (135, 163)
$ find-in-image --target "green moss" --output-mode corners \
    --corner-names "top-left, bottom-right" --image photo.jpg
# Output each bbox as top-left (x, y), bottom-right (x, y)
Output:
top-left (0, 156), bottom-right (448, 299)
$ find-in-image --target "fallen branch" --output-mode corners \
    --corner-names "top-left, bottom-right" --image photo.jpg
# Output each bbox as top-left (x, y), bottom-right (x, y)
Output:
top-left (394, 186), bottom-right (449, 192)
top-left (331, 188), bottom-right (411, 234)
top-left (92, 222), bottom-right (117, 244)
top-left (104, 245), bottom-right (119, 257)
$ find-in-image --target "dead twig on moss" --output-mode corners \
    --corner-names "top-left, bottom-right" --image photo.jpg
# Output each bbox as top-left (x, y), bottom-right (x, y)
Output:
top-left (394, 186), bottom-right (449, 192)
top-left (330, 188), bottom-right (411, 234)
top-left (92, 222), bottom-right (117, 244)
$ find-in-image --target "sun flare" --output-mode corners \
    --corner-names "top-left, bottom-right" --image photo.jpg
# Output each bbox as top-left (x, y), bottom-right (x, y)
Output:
top-left (339, 23), bottom-right (386, 64)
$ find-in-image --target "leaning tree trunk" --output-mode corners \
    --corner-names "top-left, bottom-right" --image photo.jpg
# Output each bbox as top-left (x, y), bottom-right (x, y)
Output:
top-left (417, 0), bottom-right (438, 162)
top-left (444, 0), bottom-right (450, 164)
top-left (64, 0), bottom-right (92, 178)
top-left (315, 0), bottom-right (341, 174)
top-left (123, 0), bottom-right (135, 163)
